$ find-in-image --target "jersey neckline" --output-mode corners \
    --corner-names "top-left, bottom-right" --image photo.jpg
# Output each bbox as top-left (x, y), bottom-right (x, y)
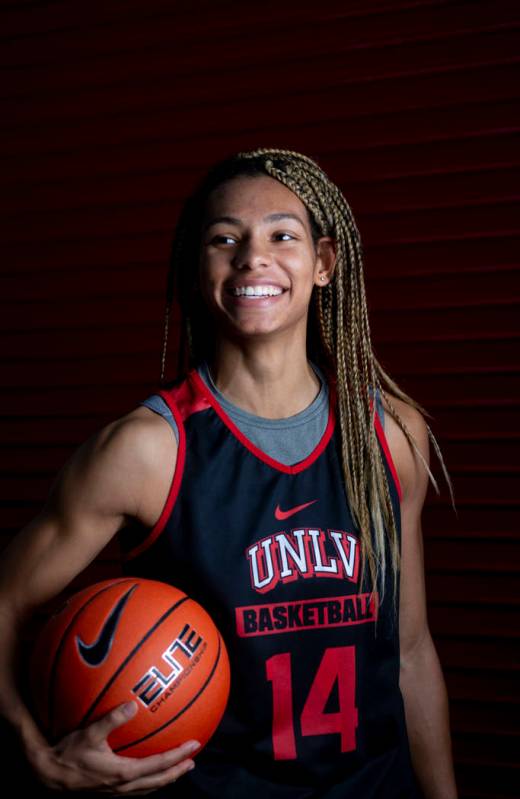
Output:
top-left (188, 368), bottom-right (337, 475)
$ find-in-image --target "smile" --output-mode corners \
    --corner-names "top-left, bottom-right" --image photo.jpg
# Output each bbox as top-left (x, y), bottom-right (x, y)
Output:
top-left (228, 286), bottom-right (286, 297)
top-left (225, 288), bottom-right (288, 306)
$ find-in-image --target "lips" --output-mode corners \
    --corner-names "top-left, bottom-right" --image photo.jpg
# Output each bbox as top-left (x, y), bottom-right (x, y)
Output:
top-left (224, 288), bottom-right (288, 307)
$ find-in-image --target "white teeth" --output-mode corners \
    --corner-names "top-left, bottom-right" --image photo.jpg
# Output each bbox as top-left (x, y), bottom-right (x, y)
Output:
top-left (231, 285), bottom-right (283, 297)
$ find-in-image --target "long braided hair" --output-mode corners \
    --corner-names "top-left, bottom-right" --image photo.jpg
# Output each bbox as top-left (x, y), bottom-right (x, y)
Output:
top-left (159, 147), bottom-right (454, 615)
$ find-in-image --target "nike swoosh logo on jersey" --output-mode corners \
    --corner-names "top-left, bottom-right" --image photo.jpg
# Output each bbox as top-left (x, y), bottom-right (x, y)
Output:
top-left (274, 500), bottom-right (317, 520)
top-left (76, 584), bottom-right (137, 667)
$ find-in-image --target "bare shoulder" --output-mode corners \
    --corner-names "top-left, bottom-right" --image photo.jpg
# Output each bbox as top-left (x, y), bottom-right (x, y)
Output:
top-left (0, 405), bottom-right (178, 617)
top-left (98, 404), bottom-right (178, 528)
top-left (379, 392), bottom-right (430, 504)
top-left (41, 403), bottom-right (178, 532)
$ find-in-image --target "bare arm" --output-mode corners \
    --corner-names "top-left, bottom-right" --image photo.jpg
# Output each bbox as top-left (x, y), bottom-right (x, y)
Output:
top-left (385, 398), bottom-right (458, 799)
top-left (0, 407), bottom-right (199, 793)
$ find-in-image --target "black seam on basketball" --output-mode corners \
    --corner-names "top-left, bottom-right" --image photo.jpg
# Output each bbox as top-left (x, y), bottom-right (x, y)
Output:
top-left (46, 579), bottom-right (137, 740)
top-left (112, 633), bottom-right (223, 753)
top-left (79, 594), bottom-right (190, 727)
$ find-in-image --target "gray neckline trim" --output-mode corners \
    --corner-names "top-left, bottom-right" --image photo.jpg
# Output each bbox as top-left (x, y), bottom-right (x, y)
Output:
top-left (197, 359), bottom-right (329, 429)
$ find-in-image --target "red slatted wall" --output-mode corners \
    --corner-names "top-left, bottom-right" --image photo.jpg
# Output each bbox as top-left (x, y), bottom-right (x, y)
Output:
top-left (1, 2), bottom-right (518, 795)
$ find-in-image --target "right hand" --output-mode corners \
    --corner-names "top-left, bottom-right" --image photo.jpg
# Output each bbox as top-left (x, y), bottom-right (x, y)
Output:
top-left (28, 700), bottom-right (200, 795)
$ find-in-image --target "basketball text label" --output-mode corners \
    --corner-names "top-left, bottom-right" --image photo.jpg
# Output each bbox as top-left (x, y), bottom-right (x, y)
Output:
top-left (132, 623), bottom-right (204, 710)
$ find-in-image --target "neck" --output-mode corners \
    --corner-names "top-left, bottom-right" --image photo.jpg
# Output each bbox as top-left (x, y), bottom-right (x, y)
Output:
top-left (205, 340), bottom-right (321, 419)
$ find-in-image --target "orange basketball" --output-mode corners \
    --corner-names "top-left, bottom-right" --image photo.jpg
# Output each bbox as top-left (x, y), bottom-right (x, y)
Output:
top-left (28, 577), bottom-right (231, 757)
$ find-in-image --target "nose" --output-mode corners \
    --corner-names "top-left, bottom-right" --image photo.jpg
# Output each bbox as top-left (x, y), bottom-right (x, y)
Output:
top-left (232, 234), bottom-right (271, 270)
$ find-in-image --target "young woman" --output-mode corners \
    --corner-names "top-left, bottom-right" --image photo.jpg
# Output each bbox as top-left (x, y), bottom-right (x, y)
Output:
top-left (0, 148), bottom-right (458, 797)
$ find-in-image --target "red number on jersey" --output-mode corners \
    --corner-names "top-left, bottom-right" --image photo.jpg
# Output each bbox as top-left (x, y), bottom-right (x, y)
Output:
top-left (266, 645), bottom-right (358, 760)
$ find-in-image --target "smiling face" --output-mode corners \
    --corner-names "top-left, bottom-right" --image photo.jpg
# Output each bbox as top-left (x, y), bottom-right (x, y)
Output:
top-left (197, 175), bottom-right (335, 345)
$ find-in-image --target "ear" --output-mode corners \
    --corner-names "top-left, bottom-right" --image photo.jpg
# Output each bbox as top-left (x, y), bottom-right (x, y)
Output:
top-left (313, 237), bottom-right (336, 287)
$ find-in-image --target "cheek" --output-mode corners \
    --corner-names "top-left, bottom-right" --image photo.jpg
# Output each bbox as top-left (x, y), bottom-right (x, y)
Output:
top-left (288, 254), bottom-right (317, 286)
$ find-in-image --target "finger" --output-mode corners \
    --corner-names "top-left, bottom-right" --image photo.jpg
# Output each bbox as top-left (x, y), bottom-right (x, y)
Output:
top-left (86, 701), bottom-right (138, 745)
top-left (112, 739), bottom-right (201, 783)
top-left (105, 757), bottom-right (195, 794)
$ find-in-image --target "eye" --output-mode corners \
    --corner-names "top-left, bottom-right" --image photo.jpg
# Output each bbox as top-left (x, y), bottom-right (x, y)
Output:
top-left (273, 232), bottom-right (295, 241)
top-left (210, 234), bottom-right (237, 245)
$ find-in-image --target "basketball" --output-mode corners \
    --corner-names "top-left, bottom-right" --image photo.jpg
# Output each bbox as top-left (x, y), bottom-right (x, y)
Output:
top-left (28, 577), bottom-right (231, 758)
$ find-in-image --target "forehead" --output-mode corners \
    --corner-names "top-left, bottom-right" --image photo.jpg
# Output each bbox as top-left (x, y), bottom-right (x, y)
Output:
top-left (203, 174), bottom-right (308, 221)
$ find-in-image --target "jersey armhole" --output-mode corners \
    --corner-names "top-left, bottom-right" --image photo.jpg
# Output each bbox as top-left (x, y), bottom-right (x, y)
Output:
top-left (370, 396), bottom-right (403, 503)
top-left (121, 389), bottom-right (186, 562)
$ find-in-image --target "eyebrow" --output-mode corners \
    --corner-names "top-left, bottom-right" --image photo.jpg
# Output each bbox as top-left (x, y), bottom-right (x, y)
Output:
top-left (203, 212), bottom-right (307, 232)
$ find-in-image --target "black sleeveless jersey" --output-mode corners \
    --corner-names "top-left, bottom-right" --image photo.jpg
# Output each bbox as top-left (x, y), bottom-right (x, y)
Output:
top-left (119, 367), bottom-right (422, 798)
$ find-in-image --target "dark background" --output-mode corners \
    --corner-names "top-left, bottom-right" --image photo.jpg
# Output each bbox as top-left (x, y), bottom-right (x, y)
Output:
top-left (1, 1), bottom-right (519, 796)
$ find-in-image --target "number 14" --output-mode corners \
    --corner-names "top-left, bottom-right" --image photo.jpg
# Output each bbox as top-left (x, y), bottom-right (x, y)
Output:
top-left (266, 645), bottom-right (358, 760)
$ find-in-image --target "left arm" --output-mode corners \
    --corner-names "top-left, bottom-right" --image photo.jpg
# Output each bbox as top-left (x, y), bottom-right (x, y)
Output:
top-left (384, 398), bottom-right (458, 799)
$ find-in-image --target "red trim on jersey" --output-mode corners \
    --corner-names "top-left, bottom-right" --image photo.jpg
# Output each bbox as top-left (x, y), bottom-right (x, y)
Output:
top-left (189, 369), bottom-right (337, 475)
top-left (371, 400), bottom-right (403, 503)
top-left (170, 370), bottom-right (212, 420)
top-left (122, 390), bottom-right (187, 561)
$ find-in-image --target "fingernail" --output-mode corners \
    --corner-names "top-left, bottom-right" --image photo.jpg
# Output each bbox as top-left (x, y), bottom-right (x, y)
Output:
top-left (186, 740), bottom-right (200, 753)
top-left (123, 701), bottom-right (137, 717)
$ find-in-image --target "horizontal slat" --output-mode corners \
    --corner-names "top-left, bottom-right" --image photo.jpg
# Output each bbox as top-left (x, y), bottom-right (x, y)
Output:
top-left (393, 374), bottom-right (520, 407)
top-left (445, 669), bottom-right (519, 703)
top-left (378, 339), bottom-right (519, 374)
top-left (0, 358), bottom-right (162, 389)
top-left (2, 2), bottom-right (518, 83)
top-left (0, 386), bottom-right (159, 415)
top-left (436, 636), bottom-right (520, 669)
top-left (425, 539), bottom-right (520, 573)
top-left (0, 411), bottom-right (143, 444)
top-left (0, 297), bottom-right (172, 332)
top-left (453, 731), bottom-right (519, 767)
top-left (450, 700), bottom-right (519, 735)
top-left (432, 441), bottom-right (519, 473)
top-left (423, 505), bottom-right (518, 539)
top-left (1, 1), bottom-right (468, 51)
top-left (455, 761), bottom-right (519, 796)
top-left (424, 409), bottom-right (520, 438)
top-left (428, 573), bottom-right (518, 604)
top-left (424, 473), bottom-right (519, 504)
top-left (3, 122), bottom-right (520, 193)
top-left (429, 605), bottom-right (519, 638)
top-left (0, 263), bottom-right (168, 300)
top-left (372, 270), bottom-right (520, 309)
top-left (374, 305), bottom-right (520, 343)
top-left (1, 92), bottom-right (519, 174)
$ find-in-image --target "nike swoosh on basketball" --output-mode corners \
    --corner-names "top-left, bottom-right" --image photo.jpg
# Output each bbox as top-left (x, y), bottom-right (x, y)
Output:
top-left (76, 584), bottom-right (137, 667)
top-left (274, 500), bottom-right (317, 520)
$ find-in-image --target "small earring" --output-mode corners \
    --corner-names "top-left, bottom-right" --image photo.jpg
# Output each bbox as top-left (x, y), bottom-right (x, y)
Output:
top-left (320, 275), bottom-right (325, 282)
